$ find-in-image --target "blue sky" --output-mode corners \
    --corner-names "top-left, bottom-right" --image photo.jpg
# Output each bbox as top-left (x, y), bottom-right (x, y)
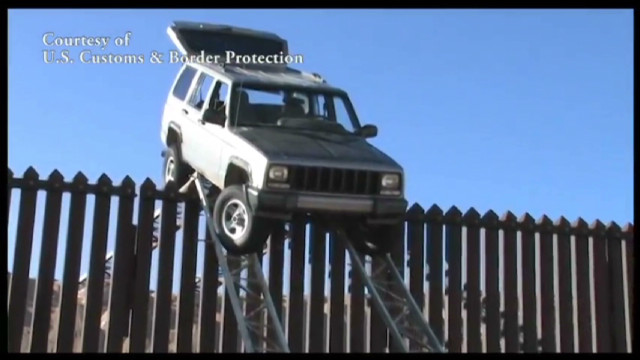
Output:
top-left (8, 9), bottom-right (633, 297)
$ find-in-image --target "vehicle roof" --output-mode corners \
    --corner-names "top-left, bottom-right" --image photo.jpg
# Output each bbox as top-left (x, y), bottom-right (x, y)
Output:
top-left (190, 62), bottom-right (346, 93)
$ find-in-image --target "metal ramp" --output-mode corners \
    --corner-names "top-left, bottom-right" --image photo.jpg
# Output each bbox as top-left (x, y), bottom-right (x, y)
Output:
top-left (333, 227), bottom-right (445, 353)
top-left (190, 172), bottom-right (290, 353)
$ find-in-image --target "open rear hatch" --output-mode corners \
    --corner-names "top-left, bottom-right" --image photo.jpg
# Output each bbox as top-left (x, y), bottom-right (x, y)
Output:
top-left (167, 21), bottom-right (289, 64)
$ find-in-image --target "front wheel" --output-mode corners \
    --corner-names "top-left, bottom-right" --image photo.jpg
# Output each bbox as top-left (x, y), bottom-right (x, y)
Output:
top-left (212, 185), bottom-right (273, 255)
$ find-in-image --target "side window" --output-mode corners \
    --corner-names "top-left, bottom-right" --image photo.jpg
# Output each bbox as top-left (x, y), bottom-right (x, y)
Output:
top-left (214, 82), bottom-right (229, 108)
top-left (292, 92), bottom-right (309, 114)
top-left (207, 81), bottom-right (229, 113)
top-left (172, 66), bottom-right (197, 101)
top-left (313, 95), bottom-right (328, 118)
top-left (188, 73), bottom-right (215, 111)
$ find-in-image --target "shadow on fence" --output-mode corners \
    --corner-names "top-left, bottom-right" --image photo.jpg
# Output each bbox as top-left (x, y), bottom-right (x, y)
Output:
top-left (6, 167), bottom-right (634, 353)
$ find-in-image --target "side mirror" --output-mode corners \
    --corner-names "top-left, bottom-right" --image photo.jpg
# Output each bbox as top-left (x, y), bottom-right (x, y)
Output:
top-left (357, 124), bottom-right (378, 138)
top-left (203, 108), bottom-right (225, 127)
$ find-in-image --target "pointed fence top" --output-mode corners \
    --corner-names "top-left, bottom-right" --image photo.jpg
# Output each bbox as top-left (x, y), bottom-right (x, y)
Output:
top-left (47, 169), bottom-right (65, 190)
top-left (553, 216), bottom-right (571, 234)
top-left (72, 171), bottom-right (88, 183)
top-left (500, 211), bottom-right (517, 229)
top-left (480, 210), bottom-right (499, 228)
top-left (23, 166), bottom-right (39, 179)
top-left (444, 206), bottom-right (462, 223)
top-left (606, 221), bottom-right (621, 237)
top-left (140, 178), bottom-right (157, 197)
top-left (48, 169), bottom-right (64, 181)
top-left (119, 176), bottom-right (136, 197)
top-left (590, 219), bottom-right (606, 235)
top-left (518, 212), bottom-right (536, 231)
top-left (462, 207), bottom-right (480, 226)
top-left (536, 214), bottom-right (553, 232)
top-left (425, 204), bottom-right (444, 221)
top-left (407, 203), bottom-right (425, 214)
top-left (571, 217), bottom-right (589, 235)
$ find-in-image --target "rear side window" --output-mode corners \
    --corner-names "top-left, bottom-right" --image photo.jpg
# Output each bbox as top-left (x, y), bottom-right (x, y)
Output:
top-left (188, 73), bottom-right (215, 110)
top-left (172, 66), bottom-right (197, 100)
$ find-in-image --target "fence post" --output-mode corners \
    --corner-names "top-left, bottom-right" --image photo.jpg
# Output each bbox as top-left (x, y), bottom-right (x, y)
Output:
top-left (502, 212), bottom-right (519, 353)
top-left (387, 217), bottom-right (406, 353)
top-left (445, 206), bottom-right (462, 353)
top-left (555, 216), bottom-right (574, 352)
top-left (606, 222), bottom-right (627, 352)
top-left (56, 172), bottom-right (89, 352)
top-left (519, 213), bottom-right (537, 353)
top-left (82, 174), bottom-right (113, 352)
top-left (199, 219), bottom-right (219, 353)
top-left (288, 216), bottom-right (307, 352)
top-left (538, 215), bottom-right (556, 353)
top-left (328, 230), bottom-right (346, 353)
top-left (107, 176), bottom-right (136, 352)
top-left (573, 218), bottom-right (593, 352)
top-left (308, 224), bottom-right (327, 353)
top-left (267, 224), bottom-right (286, 347)
top-left (463, 208), bottom-right (481, 353)
top-left (176, 192), bottom-right (200, 353)
top-left (622, 223), bottom-right (633, 344)
top-left (425, 204), bottom-right (444, 348)
top-left (31, 170), bottom-right (64, 352)
top-left (152, 180), bottom-right (179, 353)
top-left (407, 204), bottom-right (425, 352)
top-left (591, 220), bottom-right (610, 352)
top-left (482, 210), bottom-right (500, 353)
top-left (8, 167), bottom-right (39, 353)
top-left (129, 178), bottom-right (157, 352)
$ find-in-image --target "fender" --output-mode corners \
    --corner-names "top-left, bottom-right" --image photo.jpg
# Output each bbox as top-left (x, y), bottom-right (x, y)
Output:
top-left (161, 122), bottom-right (183, 158)
top-left (167, 122), bottom-right (183, 143)
top-left (227, 156), bottom-right (253, 186)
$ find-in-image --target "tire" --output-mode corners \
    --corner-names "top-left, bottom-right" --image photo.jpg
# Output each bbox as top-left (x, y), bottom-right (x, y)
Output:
top-left (212, 185), bottom-right (272, 255)
top-left (163, 145), bottom-right (192, 188)
top-left (344, 221), bottom-right (398, 256)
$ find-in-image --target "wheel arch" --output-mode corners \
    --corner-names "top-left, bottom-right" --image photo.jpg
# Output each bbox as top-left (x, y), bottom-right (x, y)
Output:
top-left (165, 122), bottom-right (183, 148)
top-left (224, 157), bottom-right (253, 187)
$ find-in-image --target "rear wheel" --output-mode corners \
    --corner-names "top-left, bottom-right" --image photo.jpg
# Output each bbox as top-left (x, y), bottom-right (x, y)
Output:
top-left (212, 185), bottom-right (273, 255)
top-left (163, 145), bottom-right (192, 188)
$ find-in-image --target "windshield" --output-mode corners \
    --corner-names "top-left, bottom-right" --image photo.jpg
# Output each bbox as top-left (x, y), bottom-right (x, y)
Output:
top-left (228, 84), bottom-right (360, 134)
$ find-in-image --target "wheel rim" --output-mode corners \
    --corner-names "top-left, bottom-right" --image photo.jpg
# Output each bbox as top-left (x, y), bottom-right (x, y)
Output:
top-left (222, 199), bottom-right (249, 241)
top-left (165, 157), bottom-right (175, 184)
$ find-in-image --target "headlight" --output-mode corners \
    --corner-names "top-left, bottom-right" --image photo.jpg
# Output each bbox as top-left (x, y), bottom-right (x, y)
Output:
top-left (381, 173), bottom-right (400, 189)
top-left (268, 165), bottom-right (288, 182)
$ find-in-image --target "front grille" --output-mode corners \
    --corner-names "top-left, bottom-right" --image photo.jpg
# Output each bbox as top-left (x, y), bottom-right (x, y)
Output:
top-left (287, 166), bottom-right (380, 195)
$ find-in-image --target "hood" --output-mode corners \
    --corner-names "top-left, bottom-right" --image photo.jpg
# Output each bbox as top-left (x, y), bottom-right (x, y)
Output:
top-left (167, 21), bottom-right (288, 65)
top-left (234, 127), bottom-right (401, 170)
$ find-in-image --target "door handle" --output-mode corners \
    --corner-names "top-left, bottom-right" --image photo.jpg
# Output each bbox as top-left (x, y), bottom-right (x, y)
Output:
top-left (182, 109), bottom-right (189, 115)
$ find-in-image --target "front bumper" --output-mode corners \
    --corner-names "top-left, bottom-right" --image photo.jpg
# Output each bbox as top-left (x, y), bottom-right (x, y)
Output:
top-left (245, 187), bottom-right (408, 219)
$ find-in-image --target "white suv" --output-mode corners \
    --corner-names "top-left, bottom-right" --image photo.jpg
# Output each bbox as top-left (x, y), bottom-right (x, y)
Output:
top-left (160, 21), bottom-right (408, 255)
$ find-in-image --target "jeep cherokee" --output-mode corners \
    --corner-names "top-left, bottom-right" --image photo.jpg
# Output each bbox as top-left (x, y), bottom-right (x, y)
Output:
top-left (160, 21), bottom-right (408, 255)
